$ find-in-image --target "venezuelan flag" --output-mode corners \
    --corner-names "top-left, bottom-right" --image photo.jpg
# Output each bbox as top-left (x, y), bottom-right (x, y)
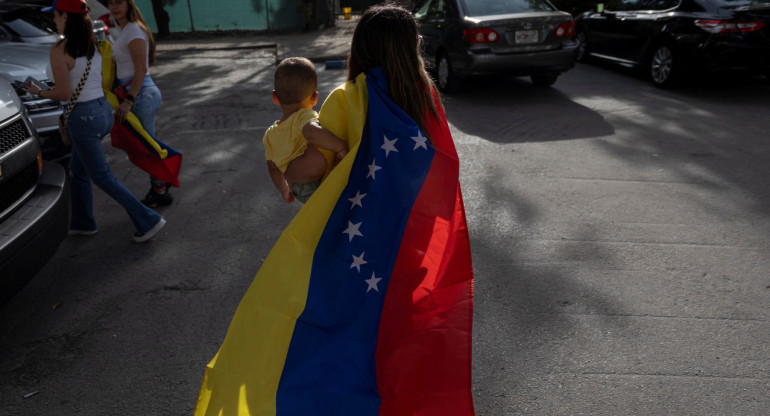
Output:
top-left (98, 40), bottom-right (182, 187)
top-left (195, 67), bottom-right (474, 416)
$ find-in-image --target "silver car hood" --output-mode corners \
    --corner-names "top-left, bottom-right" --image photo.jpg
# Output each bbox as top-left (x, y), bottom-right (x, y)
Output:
top-left (0, 42), bottom-right (51, 83)
top-left (0, 79), bottom-right (23, 123)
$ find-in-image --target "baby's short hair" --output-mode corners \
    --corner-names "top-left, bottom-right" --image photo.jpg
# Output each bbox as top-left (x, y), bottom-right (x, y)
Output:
top-left (274, 57), bottom-right (317, 105)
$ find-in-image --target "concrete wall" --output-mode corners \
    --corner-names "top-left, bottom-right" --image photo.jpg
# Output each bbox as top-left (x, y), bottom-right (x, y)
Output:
top-left (134, 0), bottom-right (332, 33)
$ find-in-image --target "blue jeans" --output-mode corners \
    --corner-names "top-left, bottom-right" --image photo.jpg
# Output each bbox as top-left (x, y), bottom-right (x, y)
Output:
top-left (67, 97), bottom-right (162, 233)
top-left (119, 75), bottom-right (166, 188)
top-left (118, 76), bottom-right (161, 137)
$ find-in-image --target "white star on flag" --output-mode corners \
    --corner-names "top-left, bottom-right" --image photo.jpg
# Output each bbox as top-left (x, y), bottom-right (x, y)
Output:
top-left (381, 135), bottom-right (399, 157)
top-left (348, 191), bottom-right (366, 209)
top-left (365, 272), bottom-right (383, 293)
top-left (411, 131), bottom-right (428, 150)
top-left (342, 221), bottom-right (363, 241)
top-left (367, 160), bottom-right (382, 179)
top-left (350, 252), bottom-right (367, 272)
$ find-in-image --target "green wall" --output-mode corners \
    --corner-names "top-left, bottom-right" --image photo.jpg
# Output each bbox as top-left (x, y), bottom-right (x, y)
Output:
top-left (135, 0), bottom-right (329, 33)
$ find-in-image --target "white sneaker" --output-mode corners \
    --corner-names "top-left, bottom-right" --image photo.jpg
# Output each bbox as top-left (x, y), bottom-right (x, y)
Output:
top-left (133, 217), bottom-right (166, 243)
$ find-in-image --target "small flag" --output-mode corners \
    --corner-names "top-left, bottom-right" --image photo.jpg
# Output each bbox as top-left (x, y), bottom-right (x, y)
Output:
top-left (99, 40), bottom-right (181, 187)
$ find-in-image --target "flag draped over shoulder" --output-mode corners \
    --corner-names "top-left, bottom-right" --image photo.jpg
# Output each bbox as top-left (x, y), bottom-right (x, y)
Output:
top-left (98, 40), bottom-right (181, 187)
top-left (195, 67), bottom-right (475, 416)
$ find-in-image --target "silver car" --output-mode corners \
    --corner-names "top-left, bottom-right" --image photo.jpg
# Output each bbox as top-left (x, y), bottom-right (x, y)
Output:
top-left (0, 77), bottom-right (69, 305)
top-left (414, 0), bottom-right (579, 92)
top-left (0, 41), bottom-right (67, 161)
top-left (0, 1), bottom-right (60, 43)
top-left (0, 1), bottom-right (109, 44)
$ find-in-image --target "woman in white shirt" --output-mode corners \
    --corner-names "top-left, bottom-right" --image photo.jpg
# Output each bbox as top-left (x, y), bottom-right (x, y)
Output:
top-left (109, 0), bottom-right (172, 207)
top-left (27, 0), bottom-right (166, 243)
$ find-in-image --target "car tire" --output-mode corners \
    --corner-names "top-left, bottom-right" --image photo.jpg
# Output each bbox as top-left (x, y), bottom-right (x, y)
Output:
top-left (575, 30), bottom-right (589, 62)
top-left (436, 52), bottom-right (460, 93)
top-left (531, 73), bottom-right (559, 87)
top-left (649, 42), bottom-right (679, 88)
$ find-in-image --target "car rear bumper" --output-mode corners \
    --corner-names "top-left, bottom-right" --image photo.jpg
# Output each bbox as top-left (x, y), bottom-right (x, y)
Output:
top-left (699, 40), bottom-right (770, 72)
top-left (455, 42), bottom-right (578, 77)
top-left (0, 161), bottom-right (69, 304)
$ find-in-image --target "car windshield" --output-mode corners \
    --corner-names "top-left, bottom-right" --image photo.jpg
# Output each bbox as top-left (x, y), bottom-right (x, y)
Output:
top-left (462, 0), bottom-right (554, 17)
top-left (1, 8), bottom-right (57, 37)
top-left (705, 0), bottom-right (770, 6)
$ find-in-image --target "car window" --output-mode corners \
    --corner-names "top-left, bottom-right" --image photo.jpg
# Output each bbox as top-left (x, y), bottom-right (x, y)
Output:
top-left (707, 0), bottom-right (767, 6)
top-left (605, 0), bottom-right (641, 11)
top-left (428, 0), bottom-right (447, 18)
top-left (462, 0), bottom-right (554, 17)
top-left (637, 0), bottom-right (680, 10)
top-left (414, 0), bottom-right (432, 19)
top-left (1, 8), bottom-right (57, 37)
top-left (607, 0), bottom-right (680, 10)
top-left (415, 0), bottom-right (450, 19)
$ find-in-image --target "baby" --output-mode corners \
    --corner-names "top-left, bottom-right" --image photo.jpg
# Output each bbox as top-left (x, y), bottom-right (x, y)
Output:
top-left (263, 57), bottom-right (347, 203)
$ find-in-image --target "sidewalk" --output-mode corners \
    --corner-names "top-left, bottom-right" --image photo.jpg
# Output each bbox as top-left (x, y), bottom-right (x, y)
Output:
top-left (155, 17), bottom-right (357, 64)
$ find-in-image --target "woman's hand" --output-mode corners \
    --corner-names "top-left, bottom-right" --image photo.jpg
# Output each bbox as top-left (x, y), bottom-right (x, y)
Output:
top-left (26, 81), bottom-right (43, 96)
top-left (115, 100), bottom-right (132, 123)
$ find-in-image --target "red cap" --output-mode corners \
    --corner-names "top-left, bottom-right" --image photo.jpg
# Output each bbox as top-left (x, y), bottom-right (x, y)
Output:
top-left (42, 0), bottom-right (90, 14)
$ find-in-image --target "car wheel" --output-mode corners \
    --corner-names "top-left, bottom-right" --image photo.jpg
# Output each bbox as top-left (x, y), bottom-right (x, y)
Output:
top-left (649, 42), bottom-right (679, 88)
top-left (531, 73), bottom-right (559, 87)
top-left (436, 52), bottom-right (460, 93)
top-left (575, 31), bottom-right (588, 62)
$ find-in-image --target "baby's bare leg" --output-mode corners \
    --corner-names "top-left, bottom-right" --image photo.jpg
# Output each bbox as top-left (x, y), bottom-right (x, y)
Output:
top-left (285, 145), bottom-right (327, 185)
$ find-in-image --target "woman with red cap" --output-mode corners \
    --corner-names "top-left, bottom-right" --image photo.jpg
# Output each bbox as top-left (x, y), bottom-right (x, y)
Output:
top-left (26, 0), bottom-right (166, 243)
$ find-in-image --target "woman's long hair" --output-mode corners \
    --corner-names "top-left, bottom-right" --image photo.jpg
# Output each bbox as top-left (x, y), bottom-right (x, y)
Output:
top-left (347, 4), bottom-right (442, 140)
top-left (59, 11), bottom-right (96, 59)
top-left (124, 0), bottom-right (157, 66)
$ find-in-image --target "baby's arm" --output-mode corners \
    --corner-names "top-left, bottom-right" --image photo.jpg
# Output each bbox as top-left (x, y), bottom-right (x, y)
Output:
top-left (267, 160), bottom-right (295, 203)
top-left (302, 121), bottom-right (348, 163)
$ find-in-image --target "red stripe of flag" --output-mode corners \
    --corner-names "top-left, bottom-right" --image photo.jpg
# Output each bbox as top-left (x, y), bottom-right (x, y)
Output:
top-left (376, 102), bottom-right (475, 415)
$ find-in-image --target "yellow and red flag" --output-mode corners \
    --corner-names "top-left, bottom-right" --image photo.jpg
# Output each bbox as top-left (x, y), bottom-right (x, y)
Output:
top-left (99, 40), bottom-right (181, 187)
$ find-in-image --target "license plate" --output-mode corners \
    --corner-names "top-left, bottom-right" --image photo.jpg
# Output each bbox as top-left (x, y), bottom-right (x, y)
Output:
top-left (515, 30), bottom-right (539, 44)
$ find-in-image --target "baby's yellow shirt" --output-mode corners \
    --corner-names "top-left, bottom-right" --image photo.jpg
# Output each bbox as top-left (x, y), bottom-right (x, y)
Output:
top-left (262, 108), bottom-right (318, 172)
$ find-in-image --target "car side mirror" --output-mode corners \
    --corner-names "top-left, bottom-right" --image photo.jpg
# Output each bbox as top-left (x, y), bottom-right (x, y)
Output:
top-left (596, 3), bottom-right (605, 12)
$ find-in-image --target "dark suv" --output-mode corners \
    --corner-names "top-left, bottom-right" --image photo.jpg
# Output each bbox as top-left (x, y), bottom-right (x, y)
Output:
top-left (0, 78), bottom-right (68, 305)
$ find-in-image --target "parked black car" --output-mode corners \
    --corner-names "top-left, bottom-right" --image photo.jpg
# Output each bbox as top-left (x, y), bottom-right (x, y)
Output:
top-left (575, 0), bottom-right (770, 87)
top-left (413, 0), bottom-right (579, 92)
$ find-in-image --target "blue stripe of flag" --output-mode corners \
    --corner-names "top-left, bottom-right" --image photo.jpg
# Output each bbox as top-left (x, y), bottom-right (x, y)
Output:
top-left (276, 68), bottom-right (436, 415)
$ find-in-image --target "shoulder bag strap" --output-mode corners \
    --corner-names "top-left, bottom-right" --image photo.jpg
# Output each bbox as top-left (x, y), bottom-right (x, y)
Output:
top-left (61, 56), bottom-right (93, 124)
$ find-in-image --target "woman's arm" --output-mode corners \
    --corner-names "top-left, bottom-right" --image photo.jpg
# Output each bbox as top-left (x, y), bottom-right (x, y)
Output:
top-left (30, 43), bottom-right (71, 102)
top-left (116, 37), bottom-right (148, 122)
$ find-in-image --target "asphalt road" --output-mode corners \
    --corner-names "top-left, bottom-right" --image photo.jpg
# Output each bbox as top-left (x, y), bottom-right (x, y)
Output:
top-left (1, 46), bottom-right (769, 415)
